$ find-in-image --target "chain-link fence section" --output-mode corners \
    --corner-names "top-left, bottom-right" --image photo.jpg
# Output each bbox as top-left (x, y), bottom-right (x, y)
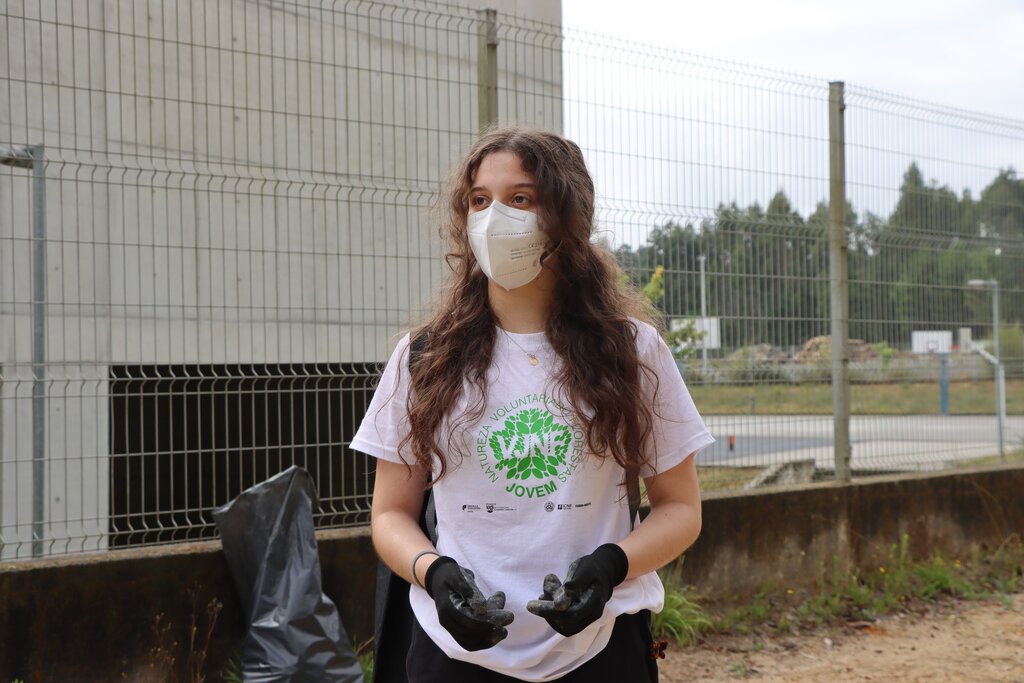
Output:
top-left (2, 0), bottom-right (1021, 558)
top-left (1, 0), bottom-right (560, 558)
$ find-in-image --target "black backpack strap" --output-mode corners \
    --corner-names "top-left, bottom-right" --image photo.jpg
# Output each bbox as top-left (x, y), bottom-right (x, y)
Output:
top-left (408, 331), bottom-right (428, 364)
top-left (407, 332), bottom-right (438, 542)
top-left (372, 489), bottom-right (434, 683)
top-left (625, 472), bottom-right (651, 633)
top-left (372, 331), bottom-right (431, 683)
top-left (626, 473), bottom-right (642, 530)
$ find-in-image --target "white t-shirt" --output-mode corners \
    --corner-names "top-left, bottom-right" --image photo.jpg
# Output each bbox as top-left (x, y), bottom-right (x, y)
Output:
top-left (351, 320), bottom-right (714, 681)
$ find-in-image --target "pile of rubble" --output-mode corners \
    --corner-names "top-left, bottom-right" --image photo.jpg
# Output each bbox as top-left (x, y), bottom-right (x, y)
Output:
top-left (726, 343), bottom-right (791, 363)
top-left (793, 335), bottom-right (878, 364)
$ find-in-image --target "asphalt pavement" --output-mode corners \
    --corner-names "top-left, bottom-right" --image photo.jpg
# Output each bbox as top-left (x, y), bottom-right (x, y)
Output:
top-left (698, 414), bottom-right (1024, 472)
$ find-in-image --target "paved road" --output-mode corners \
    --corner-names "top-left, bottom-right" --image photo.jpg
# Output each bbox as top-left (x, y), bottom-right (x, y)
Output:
top-left (698, 414), bottom-right (1024, 472)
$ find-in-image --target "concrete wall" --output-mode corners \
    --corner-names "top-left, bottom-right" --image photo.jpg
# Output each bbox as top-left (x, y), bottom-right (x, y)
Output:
top-left (690, 465), bottom-right (1024, 596)
top-left (0, 0), bottom-right (563, 558)
top-left (1, 465), bottom-right (1021, 682)
top-left (0, 526), bottom-right (376, 683)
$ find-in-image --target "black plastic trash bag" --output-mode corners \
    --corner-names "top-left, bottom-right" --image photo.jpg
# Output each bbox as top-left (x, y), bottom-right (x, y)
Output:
top-left (213, 465), bottom-right (364, 683)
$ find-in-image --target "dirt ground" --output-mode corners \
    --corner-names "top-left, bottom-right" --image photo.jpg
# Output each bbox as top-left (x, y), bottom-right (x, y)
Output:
top-left (659, 593), bottom-right (1024, 682)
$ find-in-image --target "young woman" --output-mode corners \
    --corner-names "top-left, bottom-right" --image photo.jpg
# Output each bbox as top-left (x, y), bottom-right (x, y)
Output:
top-left (352, 127), bottom-right (713, 682)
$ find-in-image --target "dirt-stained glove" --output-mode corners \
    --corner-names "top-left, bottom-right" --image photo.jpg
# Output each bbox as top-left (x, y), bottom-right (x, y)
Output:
top-left (526, 543), bottom-right (629, 637)
top-left (425, 556), bottom-right (515, 651)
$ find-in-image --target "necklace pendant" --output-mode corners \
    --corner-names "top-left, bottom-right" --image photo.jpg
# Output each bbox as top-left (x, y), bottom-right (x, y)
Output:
top-left (528, 354), bottom-right (538, 366)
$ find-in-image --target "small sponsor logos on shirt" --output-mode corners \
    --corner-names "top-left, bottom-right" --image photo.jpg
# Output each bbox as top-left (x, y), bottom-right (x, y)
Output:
top-left (461, 501), bottom-right (589, 513)
top-left (462, 503), bottom-right (516, 513)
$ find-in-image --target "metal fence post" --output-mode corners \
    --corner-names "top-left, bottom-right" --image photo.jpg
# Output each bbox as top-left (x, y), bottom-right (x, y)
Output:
top-left (1, 143), bottom-right (47, 556)
top-left (699, 254), bottom-right (708, 374)
top-left (993, 283), bottom-right (1005, 462)
top-left (31, 144), bottom-right (47, 557)
top-left (478, 9), bottom-right (498, 132)
top-left (829, 82), bottom-right (852, 482)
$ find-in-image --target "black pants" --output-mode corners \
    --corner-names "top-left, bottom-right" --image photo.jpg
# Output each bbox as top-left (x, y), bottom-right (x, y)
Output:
top-left (406, 611), bottom-right (659, 682)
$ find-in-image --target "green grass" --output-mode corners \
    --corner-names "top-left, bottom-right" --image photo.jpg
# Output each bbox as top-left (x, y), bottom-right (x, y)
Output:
top-left (221, 641), bottom-right (373, 683)
top-left (696, 466), bottom-right (761, 492)
top-left (794, 539), bottom-right (995, 626)
top-left (728, 661), bottom-right (751, 677)
top-left (356, 637), bottom-right (374, 683)
top-left (954, 440), bottom-right (1024, 469)
top-left (688, 379), bottom-right (1024, 415)
top-left (653, 534), bottom-right (1024, 649)
top-left (221, 657), bottom-right (242, 683)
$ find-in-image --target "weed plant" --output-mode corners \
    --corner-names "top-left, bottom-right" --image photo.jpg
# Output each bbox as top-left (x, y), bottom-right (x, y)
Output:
top-left (355, 636), bottom-right (374, 683)
top-left (220, 658), bottom-right (242, 683)
top-left (652, 582), bottom-right (713, 646)
top-left (131, 586), bottom-right (222, 683)
top-left (653, 561), bottom-right (714, 646)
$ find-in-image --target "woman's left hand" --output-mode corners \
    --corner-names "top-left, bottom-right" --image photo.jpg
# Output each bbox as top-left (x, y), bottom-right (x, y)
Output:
top-left (427, 557), bottom-right (515, 651)
top-left (526, 543), bottom-right (629, 636)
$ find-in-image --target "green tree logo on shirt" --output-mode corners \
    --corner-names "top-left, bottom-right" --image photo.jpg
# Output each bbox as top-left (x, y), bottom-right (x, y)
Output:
top-left (489, 407), bottom-right (571, 481)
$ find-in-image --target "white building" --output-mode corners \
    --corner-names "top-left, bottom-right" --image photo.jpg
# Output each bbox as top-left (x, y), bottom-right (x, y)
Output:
top-left (0, 0), bottom-right (563, 558)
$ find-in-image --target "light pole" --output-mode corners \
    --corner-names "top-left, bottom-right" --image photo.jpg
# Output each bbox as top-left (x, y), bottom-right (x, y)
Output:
top-left (1, 144), bottom-right (47, 556)
top-left (967, 279), bottom-right (1004, 463)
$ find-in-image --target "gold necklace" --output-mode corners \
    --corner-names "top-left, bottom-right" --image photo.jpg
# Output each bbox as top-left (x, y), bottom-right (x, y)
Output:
top-left (501, 329), bottom-right (541, 366)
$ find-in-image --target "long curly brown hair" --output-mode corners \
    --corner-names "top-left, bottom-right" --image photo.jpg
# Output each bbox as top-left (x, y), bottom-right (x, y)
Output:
top-left (401, 127), bottom-right (660, 484)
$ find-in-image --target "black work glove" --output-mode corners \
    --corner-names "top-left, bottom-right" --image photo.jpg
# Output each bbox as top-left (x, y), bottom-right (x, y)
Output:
top-left (425, 556), bottom-right (515, 651)
top-left (526, 543), bottom-right (628, 637)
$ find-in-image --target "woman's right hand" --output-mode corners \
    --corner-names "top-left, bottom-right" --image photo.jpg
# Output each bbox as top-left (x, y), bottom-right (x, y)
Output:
top-left (425, 557), bottom-right (514, 651)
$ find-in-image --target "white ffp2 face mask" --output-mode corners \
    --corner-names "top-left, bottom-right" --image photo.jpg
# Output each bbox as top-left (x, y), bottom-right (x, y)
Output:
top-left (467, 201), bottom-right (547, 291)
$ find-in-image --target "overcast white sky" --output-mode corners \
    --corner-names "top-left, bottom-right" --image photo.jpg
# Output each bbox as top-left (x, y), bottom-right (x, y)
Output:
top-left (562, 0), bottom-right (1024, 121)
